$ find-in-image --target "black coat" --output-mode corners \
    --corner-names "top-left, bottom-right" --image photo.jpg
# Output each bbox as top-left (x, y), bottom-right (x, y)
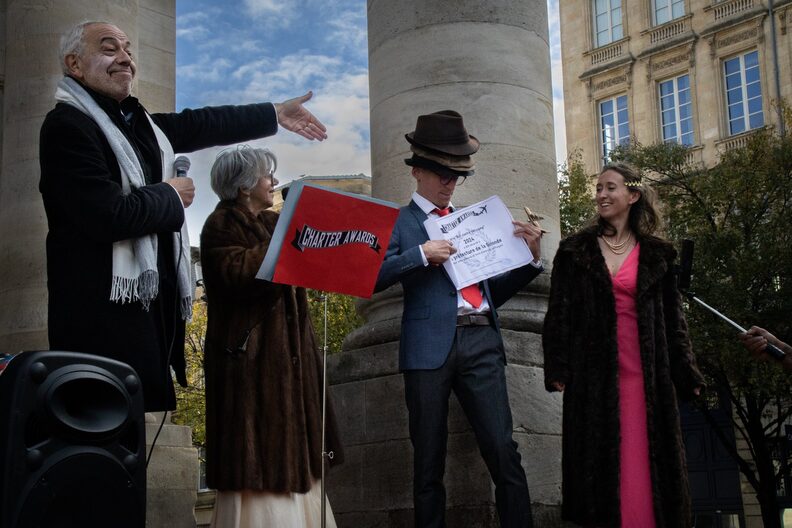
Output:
top-left (542, 227), bottom-right (705, 527)
top-left (39, 81), bottom-right (279, 411)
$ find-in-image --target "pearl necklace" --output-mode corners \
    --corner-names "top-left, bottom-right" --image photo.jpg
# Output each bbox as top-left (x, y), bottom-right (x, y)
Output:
top-left (601, 231), bottom-right (633, 255)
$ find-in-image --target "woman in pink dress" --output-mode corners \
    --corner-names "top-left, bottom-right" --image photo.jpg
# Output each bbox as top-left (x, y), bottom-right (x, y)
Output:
top-left (543, 163), bottom-right (705, 527)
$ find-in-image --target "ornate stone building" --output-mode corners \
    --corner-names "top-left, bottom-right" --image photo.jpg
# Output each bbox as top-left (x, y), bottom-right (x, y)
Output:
top-left (560, 0), bottom-right (792, 176)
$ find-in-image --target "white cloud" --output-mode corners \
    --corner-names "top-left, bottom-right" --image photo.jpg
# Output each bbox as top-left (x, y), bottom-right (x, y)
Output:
top-left (244, 0), bottom-right (293, 15)
top-left (325, 9), bottom-right (368, 58)
top-left (243, 0), bottom-right (298, 27)
top-left (231, 58), bottom-right (275, 80)
top-left (204, 52), bottom-right (351, 105)
top-left (176, 10), bottom-right (212, 42)
top-left (177, 58), bottom-right (233, 83)
top-left (177, 26), bottom-right (210, 41)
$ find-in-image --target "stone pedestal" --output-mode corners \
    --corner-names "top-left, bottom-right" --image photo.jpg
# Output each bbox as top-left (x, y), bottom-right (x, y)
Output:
top-left (327, 1), bottom-right (563, 526)
top-left (145, 413), bottom-right (199, 528)
top-left (328, 296), bottom-right (564, 526)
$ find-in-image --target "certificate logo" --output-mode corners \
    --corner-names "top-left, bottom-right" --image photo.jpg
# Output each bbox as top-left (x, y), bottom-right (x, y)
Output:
top-left (439, 205), bottom-right (488, 234)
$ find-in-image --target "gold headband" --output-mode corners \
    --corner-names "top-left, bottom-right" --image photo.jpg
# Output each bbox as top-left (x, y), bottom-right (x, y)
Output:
top-left (624, 180), bottom-right (643, 188)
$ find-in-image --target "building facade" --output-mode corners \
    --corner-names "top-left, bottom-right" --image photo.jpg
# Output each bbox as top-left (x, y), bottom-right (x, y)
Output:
top-left (271, 173), bottom-right (372, 211)
top-left (560, 0), bottom-right (792, 176)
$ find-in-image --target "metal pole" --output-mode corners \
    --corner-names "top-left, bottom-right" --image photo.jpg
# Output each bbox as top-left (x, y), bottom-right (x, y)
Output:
top-left (320, 293), bottom-right (331, 528)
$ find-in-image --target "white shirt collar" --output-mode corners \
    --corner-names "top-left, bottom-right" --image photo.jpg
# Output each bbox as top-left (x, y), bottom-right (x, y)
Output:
top-left (412, 192), bottom-right (454, 216)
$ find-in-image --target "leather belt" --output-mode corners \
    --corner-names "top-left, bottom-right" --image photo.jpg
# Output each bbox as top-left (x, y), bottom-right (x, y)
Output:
top-left (456, 314), bottom-right (492, 327)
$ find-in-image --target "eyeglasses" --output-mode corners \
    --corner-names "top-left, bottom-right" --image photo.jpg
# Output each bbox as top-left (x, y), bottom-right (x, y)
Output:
top-left (439, 174), bottom-right (466, 186)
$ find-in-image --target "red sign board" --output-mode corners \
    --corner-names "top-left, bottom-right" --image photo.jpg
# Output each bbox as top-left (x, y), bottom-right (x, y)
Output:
top-left (258, 182), bottom-right (399, 298)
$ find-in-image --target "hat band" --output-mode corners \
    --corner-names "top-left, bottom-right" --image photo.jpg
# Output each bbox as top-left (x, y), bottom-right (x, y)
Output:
top-left (410, 145), bottom-right (475, 171)
top-left (405, 155), bottom-right (474, 178)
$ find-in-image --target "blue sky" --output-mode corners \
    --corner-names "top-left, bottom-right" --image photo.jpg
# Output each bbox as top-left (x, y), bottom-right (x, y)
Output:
top-left (176, 0), bottom-right (565, 239)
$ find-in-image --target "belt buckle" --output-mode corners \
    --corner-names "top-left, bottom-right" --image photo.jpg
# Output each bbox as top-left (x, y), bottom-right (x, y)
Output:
top-left (473, 314), bottom-right (490, 326)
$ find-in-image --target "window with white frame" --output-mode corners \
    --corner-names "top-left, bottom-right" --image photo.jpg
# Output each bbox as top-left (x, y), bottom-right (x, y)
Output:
top-left (723, 50), bottom-right (764, 136)
top-left (658, 74), bottom-right (694, 146)
top-left (593, 0), bottom-right (623, 47)
top-left (654, 0), bottom-right (685, 26)
top-left (599, 94), bottom-right (630, 161)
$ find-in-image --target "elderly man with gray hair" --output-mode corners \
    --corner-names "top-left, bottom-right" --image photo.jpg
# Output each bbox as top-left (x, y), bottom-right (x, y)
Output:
top-left (39, 20), bottom-right (327, 412)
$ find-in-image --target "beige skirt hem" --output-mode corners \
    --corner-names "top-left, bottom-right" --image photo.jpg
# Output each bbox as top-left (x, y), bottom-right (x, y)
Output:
top-left (209, 480), bottom-right (337, 528)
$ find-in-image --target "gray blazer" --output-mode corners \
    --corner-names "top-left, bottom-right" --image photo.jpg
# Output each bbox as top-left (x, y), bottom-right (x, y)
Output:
top-left (374, 200), bottom-right (543, 370)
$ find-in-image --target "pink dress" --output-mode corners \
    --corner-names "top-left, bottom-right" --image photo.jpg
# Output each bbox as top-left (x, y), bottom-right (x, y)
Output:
top-left (612, 244), bottom-right (656, 527)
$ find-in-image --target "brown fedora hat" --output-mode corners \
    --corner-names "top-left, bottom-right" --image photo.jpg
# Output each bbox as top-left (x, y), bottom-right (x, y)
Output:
top-left (405, 110), bottom-right (480, 156)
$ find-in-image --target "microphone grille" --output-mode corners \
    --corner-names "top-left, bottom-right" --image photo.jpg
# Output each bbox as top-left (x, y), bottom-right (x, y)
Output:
top-left (174, 155), bottom-right (191, 170)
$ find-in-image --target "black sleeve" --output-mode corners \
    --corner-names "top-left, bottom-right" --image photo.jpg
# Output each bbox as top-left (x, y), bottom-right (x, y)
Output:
top-left (39, 108), bottom-right (184, 243)
top-left (542, 247), bottom-right (574, 391)
top-left (152, 103), bottom-right (279, 153)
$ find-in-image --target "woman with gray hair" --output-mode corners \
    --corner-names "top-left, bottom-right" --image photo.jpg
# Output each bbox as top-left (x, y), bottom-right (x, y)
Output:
top-left (200, 146), bottom-right (344, 527)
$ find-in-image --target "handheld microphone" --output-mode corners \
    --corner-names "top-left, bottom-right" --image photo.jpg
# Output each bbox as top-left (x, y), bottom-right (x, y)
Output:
top-left (174, 156), bottom-right (191, 178)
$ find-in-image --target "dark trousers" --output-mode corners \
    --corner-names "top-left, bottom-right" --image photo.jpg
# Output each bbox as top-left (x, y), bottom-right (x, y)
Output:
top-left (404, 324), bottom-right (533, 528)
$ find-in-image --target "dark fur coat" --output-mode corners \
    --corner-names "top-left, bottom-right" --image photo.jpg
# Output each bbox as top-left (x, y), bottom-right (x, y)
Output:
top-left (201, 201), bottom-right (343, 492)
top-left (543, 227), bottom-right (705, 527)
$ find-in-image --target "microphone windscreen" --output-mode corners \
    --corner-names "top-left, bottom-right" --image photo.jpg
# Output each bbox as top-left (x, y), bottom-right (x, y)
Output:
top-left (173, 155), bottom-right (191, 174)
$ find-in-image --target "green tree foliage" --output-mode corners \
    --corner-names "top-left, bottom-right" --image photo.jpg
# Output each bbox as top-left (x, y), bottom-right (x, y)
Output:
top-left (307, 290), bottom-right (363, 354)
top-left (610, 124), bottom-right (792, 527)
top-left (172, 300), bottom-right (207, 452)
top-left (558, 150), bottom-right (596, 237)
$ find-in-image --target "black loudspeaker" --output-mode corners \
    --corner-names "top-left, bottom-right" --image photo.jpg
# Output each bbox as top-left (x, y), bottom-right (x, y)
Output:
top-left (0, 351), bottom-right (145, 528)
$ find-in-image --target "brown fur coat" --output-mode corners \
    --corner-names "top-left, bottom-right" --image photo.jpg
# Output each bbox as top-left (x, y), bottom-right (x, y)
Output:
top-left (543, 227), bottom-right (705, 527)
top-left (201, 201), bottom-right (343, 492)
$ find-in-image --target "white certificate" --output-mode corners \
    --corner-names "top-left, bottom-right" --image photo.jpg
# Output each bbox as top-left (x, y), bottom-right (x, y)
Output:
top-left (424, 195), bottom-right (534, 289)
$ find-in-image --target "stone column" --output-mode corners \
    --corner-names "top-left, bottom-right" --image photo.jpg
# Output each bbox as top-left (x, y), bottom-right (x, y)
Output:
top-left (328, 1), bottom-right (564, 526)
top-left (0, 3), bottom-right (197, 527)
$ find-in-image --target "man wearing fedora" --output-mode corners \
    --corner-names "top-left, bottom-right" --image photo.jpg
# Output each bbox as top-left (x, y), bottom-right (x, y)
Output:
top-left (375, 110), bottom-right (543, 528)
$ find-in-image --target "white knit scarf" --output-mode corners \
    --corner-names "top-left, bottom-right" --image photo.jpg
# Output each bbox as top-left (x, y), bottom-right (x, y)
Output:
top-left (54, 77), bottom-right (193, 320)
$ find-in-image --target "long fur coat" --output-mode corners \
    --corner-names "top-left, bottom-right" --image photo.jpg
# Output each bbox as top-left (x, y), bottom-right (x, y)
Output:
top-left (543, 227), bottom-right (705, 527)
top-left (200, 201), bottom-right (343, 492)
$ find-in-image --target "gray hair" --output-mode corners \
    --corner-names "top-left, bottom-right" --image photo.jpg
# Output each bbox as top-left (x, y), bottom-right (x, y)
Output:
top-left (59, 20), bottom-right (112, 75)
top-left (210, 145), bottom-right (278, 201)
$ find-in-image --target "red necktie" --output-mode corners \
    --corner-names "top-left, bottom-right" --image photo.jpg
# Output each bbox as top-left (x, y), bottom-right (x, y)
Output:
top-left (433, 207), bottom-right (483, 309)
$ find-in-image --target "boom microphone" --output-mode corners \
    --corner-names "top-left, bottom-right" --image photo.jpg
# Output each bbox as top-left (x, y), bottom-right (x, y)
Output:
top-left (174, 156), bottom-right (191, 178)
top-left (678, 238), bottom-right (785, 360)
